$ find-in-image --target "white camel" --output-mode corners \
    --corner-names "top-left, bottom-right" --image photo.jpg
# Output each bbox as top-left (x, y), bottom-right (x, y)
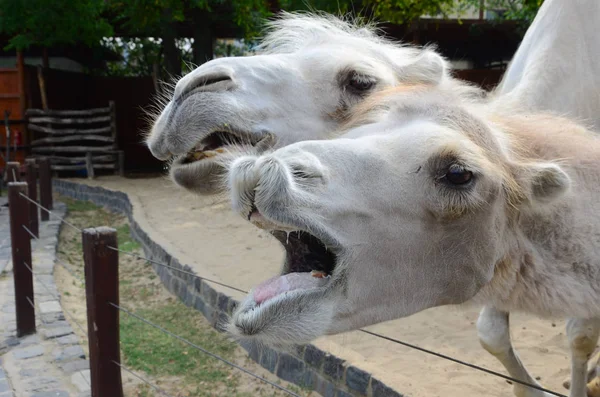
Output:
top-left (145, 5), bottom-right (600, 397)
top-left (146, 12), bottom-right (484, 194)
top-left (482, 0), bottom-right (600, 395)
top-left (225, 85), bottom-right (600, 397)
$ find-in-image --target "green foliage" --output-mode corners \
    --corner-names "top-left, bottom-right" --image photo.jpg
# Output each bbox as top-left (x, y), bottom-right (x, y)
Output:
top-left (279, 0), bottom-right (357, 15)
top-left (467, 0), bottom-right (543, 23)
top-left (100, 37), bottom-right (162, 77)
top-left (458, 0), bottom-right (543, 35)
top-left (0, 0), bottom-right (113, 50)
top-left (366, 0), bottom-right (459, 24)
top-left (109, 0), bottom-right (270, 38)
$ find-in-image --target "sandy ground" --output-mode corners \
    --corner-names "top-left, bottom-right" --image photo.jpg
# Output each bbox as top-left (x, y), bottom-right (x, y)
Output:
top-left (66, 175), bottom-right (577, 397)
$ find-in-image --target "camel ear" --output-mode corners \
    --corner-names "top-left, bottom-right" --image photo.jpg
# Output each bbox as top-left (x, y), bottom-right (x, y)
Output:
top-left (528, 162), bottom-right (570, 204)
top-left (396, 48), bottom-right (447, 85)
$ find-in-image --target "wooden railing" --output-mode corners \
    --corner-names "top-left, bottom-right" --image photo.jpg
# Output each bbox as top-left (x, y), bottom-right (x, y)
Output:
top-left (26, 101), bottom-right (124, 178)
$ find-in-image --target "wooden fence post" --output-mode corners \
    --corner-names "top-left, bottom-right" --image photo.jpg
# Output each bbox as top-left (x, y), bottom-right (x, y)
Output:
top-left (85, 152), bottom-right (94, 180)
top-left (82, 227), bottom-right (123, 397)
top-left (8, 182), bottom-right (36, 337)
top-left (38, 157), bottom-right (53, 220)
top-left (5, 161), bottom-right (20, 183)
top-left (25, 159), bottom-right (39, 238)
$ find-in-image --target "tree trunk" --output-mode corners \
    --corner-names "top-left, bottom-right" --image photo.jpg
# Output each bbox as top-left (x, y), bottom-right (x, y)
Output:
top-left (192, 9), bottom-right (214, 66)
top-left (161, 8), bottom-right (181, 78)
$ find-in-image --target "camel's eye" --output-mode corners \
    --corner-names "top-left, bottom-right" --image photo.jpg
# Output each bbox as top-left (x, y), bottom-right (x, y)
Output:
top-left (347, 73), bottom-right (376, 92)
top-left (444, 164), bottom-right (473, 186)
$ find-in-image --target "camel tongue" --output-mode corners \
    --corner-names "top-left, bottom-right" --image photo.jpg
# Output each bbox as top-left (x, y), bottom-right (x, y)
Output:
top-left (253, 272), bottom-right (329, 304)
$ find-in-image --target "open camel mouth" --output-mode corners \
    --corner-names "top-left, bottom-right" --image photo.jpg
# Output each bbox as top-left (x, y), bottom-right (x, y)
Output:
top-left (252, 229), bottom-right (338, 305)
top-left (169, 129), bottom-right (276, 194)
top-left (229, 211), bottom-right (342, 343)
top-left (175, 130), bottom-right (270, 166)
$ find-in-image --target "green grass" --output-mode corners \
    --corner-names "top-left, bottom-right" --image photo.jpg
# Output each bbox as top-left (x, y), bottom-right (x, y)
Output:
top-left (116, 224), bottom-right (140, 252)
top-left (120, 302), bottom-right (237, 388)
top-left (62, 197), bottom-right (100, 212)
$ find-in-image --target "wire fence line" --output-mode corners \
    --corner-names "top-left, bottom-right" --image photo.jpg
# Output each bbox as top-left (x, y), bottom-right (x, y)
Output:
top-left (109, 302), bottom-right (302, 397)
top-left (109, 246), bottom-right (248, 294)
top-left (110, 248), bottom-right (567, 397)
top-left (112, 361), bottom-right (174, 397)
top-left (15, 192), bottom-right (568, 396)
top-left (19, 192), bottom-right (82, 233)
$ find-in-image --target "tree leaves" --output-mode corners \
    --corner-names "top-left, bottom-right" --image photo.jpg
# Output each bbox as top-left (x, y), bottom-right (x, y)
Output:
top-left (0, 0), bottom-right (113, 50)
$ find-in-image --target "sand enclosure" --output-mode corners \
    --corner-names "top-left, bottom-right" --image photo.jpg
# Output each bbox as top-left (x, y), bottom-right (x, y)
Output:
top-left (71, 176), bottom-right (573, 397)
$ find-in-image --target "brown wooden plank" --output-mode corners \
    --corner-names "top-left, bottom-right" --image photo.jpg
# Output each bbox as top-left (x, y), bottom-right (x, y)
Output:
top-left (28, 124), bottom-right (112, 136)
top-left (45, 154), bottom-right (115, 163)
top-left (0, 69), bottom-right (19, 96)
top-left (8, 182), bottom-right (36, 337)
top-left (31, 135), bottom-right (114, 145)
top-left (26, 107), bottom-right (111, 117)
top-left (28, 115), bottom-right (111, 125)
top-left (51, 163), bottom-right (116, 171)
top-left (82, 227), bottom-right (124, 397)
top-left (32, 145), bottom-right (115, 153)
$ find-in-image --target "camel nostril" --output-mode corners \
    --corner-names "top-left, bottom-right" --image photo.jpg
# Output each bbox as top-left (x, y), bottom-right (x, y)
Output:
top-left (175, 72), bottom-right (234, 104)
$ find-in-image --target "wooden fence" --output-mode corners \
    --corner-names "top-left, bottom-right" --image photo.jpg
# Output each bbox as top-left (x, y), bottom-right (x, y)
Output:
top-left (27, 102), bottom-right (124, 177)
top-left (7, 160), bottom-right (125, 396)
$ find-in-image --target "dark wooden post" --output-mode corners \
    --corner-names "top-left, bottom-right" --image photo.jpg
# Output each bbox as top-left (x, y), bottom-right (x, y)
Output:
top-left (82, 227), bottom-right (123, 397)
top-left (38, 158), bottom-right (53, 220)
top-left (117, 150), bottom-right (124, 177)
top-left (109, 101), bottom-right (117, 146)
top-left (85, 152), bottom-right (94, 180)
top-left (5, 161), bottom-right (20, 183)
top-left (25, 159), bottom-right (39, 238)
top-left (8, 182), bottom-right (36, 337)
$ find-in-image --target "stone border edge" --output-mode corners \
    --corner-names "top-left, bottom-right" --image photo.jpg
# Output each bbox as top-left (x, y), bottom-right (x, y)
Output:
top-left (53, 179), bottom-right (403, 397)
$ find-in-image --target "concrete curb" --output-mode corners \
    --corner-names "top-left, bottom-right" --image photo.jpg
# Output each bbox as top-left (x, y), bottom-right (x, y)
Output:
top-left (53, 179), bottom-right (403, 397)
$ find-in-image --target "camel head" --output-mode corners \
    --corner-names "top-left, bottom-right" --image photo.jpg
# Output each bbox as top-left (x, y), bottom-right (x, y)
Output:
top-left (146, 12), bottom-right (483, 194)
top-left (225, 87), bottom-right (571, 347)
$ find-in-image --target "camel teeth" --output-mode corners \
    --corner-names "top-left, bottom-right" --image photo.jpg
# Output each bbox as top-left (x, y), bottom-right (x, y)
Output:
top-left (311, 270), bottom-right (328, 278)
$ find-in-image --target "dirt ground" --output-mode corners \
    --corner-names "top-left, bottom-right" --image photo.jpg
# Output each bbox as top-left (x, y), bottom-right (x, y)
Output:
top-left (54, 195), bottom-right (319, 397)
top-left (58, 176), bottom-right (580, 397)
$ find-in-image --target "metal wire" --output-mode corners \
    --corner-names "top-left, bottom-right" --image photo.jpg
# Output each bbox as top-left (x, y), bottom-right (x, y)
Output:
top-left (22, 261), bottom-right (87, 336)
top-left (25, 296), bottom-right (35, 310)
top-left (109, 249), bottom-right (566, 396)
top-left (112, 361), bottom-right (174, 397)
top-left (11, 168), bottom-right (16, 182)
top-left (109, 302), bottom-right (301, 397)
top-left (22, 225), bottom-right (37, 240)
top-left (107, 246), bottom-right (248, 294)
top-left (18, 192), bottom-right (82, 233)
top-left (22, 224), bottom-right (86, 285)
top-left (358, 329), bottom-right (566, 397)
